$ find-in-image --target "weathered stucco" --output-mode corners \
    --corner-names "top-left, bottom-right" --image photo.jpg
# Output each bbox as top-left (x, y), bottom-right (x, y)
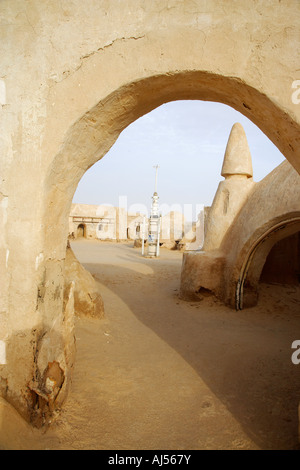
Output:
top-left (180, 159), bottom-right (300, 308)
top-left (222, 160), bottom-right (300, 309)
top-left (0, 0), bottom-right (299, 425)
top-left (64, 244), bottom-right (105, 319)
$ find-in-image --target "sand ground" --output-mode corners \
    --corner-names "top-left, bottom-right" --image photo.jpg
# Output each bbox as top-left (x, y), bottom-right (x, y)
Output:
top-left (1, 239), bottom-right (300, 450)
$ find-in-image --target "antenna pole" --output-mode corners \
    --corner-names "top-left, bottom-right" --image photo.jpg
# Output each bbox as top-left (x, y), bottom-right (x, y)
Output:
top-left (153, 164), bottom-right (159, 193)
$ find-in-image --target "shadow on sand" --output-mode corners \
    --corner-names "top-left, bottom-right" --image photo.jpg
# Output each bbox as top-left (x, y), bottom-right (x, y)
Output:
top-left (77, 242), bottom-right (300, 450)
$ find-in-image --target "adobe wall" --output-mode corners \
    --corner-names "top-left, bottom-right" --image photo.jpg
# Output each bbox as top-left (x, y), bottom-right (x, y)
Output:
top-left (0, 0), bottom-right (299, 424)
top-left (222, 161), bottom-right (300, 308)
top-left (181, 161), bottom-right (300, 307)
top-left (69, 203), bottom-right (125, 240)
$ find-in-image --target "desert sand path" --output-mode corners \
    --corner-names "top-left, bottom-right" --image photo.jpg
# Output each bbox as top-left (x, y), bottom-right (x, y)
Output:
top-left (1, 240), bottom-right (300, 450)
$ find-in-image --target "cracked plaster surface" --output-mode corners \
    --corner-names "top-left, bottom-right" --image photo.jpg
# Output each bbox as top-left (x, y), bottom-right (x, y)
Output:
top-left (49, 35), bottom-right (146, 83)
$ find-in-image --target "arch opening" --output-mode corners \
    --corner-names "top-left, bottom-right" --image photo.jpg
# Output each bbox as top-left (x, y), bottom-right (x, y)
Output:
top-left (76, 223), bottom-right (86, 238)
top-left (43, 71), bottom-right (300, 262)
top-left (36, 70), bottom-right (300, 431)
top-left (260, 232), bottom-right (300, 286)
top-left (236, 217), bottom-right (300, 310)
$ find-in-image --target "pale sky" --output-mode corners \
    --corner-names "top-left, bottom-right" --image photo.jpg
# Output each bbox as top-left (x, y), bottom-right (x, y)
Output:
top-left (73, 100), bottom-right (285, 221)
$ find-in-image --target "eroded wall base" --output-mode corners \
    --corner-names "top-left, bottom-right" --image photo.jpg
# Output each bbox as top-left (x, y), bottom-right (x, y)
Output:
top-left (180, 251), bottom-right (226, 302)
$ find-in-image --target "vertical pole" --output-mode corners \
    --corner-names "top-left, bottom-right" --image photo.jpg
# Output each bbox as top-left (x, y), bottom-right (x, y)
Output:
top-left (154, 165), bottom-right (158, 193)
top-left (142, 216), bottom-right (145, 256)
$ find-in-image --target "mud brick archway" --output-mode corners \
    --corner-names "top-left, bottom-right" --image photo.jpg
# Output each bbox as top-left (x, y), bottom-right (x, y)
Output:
top-left (0, 0), bottom-right (299, 425)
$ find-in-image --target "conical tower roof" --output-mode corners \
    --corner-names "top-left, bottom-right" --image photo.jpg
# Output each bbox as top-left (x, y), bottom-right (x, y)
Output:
top-left (221, 123), bottom-right (253, 178)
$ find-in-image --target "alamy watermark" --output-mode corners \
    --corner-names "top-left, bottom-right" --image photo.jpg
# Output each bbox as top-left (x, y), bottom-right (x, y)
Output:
top-left (73, 195), bottom-right (206, 243)
top-left (291, 340), bottom-right (300, 365)
top-left (291, 80), bottom-right (300, 104)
